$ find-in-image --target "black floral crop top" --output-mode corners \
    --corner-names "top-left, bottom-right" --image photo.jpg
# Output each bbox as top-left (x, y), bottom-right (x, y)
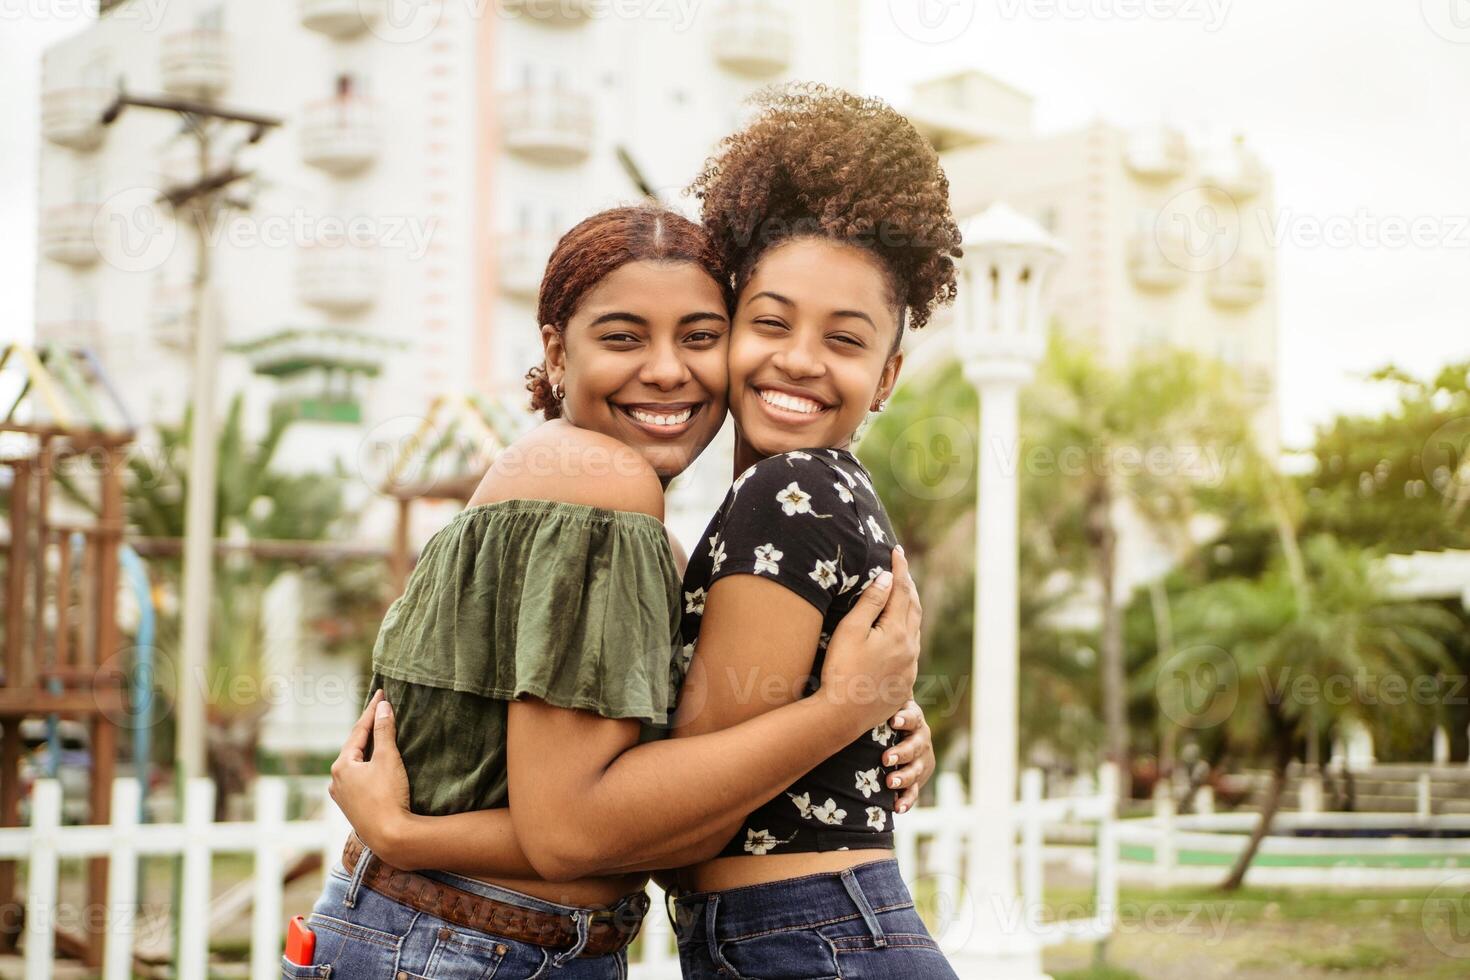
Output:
top-left (677, 448), bottom-right (901, 857)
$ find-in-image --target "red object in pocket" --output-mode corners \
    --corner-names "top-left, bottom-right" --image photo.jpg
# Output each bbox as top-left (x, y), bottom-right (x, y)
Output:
top-left (285, 915), bottom-right (316, 965)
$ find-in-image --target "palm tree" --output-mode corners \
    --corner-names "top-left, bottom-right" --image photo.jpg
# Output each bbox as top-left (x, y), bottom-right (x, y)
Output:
top-left (1173, 534), bottom-right (1459, 891)
top-left (1022, 339), bottom-right (1251, 801)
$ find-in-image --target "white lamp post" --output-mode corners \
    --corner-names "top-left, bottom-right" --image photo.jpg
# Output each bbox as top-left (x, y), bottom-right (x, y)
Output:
top-left (950, 202), bottom-right (1065, 978)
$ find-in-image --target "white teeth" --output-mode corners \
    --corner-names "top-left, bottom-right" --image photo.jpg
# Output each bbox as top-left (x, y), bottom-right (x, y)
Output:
top-left (758, 389), bottom-right (824, 415)
top-left (629, 407), bottom-right (693, 426)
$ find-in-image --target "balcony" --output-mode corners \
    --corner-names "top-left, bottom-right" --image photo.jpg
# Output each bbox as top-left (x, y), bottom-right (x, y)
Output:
top-left (152, 283), bottom-right (195, 350)
top-left (301, 98), bottom-right (381, 175)
top-left (41, 87), bottom-right (112, 151)
top-left (1125, 126), bottom-right (1188, 181)
top-left (499, 232), bottom-right (559, 300)
top-left (299, 0), bottom-right (382, 37)
top-left (501, 88), bottom-right (593, 165)
top-left (1127, 229), bottom-right (1186, 290)
top-left (36, 321), bottom-right (104, 352)
top-left (711, 0), bottom-right (792, 76)
top-left (1200, 138), bottom-right (1264, 200)
top-left (40, 205), bottom-right (101, 268)
top-left (1208, 254), bottom-right (1267, 308)
top-left (160, 30), bottom-right (230, 98)
top-left (297, 243), bottom-right (381, 314)
top-left (500, 0), bottom-right (593, 25)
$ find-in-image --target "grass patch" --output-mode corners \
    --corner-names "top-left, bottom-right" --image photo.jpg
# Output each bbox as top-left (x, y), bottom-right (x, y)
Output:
top-left (1287, 941), bottom-right (1405, 971)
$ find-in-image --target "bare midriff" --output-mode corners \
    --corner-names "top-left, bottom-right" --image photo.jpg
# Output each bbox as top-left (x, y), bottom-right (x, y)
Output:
top-left (471, 871), bottom-right (652, 909)
top-left (675, 847), bottom-right (894, 893)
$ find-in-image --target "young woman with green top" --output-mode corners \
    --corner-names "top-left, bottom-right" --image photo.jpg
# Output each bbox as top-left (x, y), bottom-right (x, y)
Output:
top-left (663, 84), bottom-right (965, 978)
top-left (290, 204), bottom-right (932, 980)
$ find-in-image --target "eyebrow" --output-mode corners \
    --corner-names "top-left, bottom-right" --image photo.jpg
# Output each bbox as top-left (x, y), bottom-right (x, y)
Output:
top-left (748, 291), bottom-right (877, 331)
top-left (587, 310), bottom-right (728, 327)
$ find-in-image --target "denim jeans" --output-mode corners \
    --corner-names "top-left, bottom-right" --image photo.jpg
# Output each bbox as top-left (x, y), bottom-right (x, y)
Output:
top-left (283, 844), bottom-right (632, 979)
top-left (667, 858), bottom-right (959, 979)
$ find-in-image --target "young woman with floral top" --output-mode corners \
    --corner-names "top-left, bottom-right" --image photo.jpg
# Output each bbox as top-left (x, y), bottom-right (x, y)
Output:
top-left (293, 203), bottom-right (935, 979)
top-left (661, 84), bottom-right (966, 978)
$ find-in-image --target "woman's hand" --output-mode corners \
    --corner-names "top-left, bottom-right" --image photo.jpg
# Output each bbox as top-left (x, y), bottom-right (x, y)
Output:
top-left (884, 699), bottom-right (935, 813)
top-left (329, 690), bottom-right (414, 863)
top-left (818, 547), bottom-right (923, 732)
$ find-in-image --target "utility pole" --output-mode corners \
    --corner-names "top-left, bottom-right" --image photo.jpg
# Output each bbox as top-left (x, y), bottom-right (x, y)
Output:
top-left (102, 91), bottom-right (280, 786)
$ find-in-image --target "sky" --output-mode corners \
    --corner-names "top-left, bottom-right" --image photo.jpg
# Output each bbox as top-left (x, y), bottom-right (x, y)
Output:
top-left (5, 1), bottom-right (1468, 451)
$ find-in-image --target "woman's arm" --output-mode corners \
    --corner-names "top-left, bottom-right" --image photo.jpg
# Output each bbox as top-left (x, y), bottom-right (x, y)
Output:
top-left (336, 551), bottom-right (919, 880)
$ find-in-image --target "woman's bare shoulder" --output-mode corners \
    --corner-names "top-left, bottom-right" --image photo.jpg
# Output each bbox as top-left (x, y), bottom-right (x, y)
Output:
top-left (469, 420), bottom-right (664, 519)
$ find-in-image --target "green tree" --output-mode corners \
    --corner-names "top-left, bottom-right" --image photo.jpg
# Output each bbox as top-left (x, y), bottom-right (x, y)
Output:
top-left (1172, 535), bottom-right (1459, 891)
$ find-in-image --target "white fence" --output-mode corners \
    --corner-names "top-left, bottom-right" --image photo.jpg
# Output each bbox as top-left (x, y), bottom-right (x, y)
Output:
top-left (0, 768), bottom-right (1118, 978)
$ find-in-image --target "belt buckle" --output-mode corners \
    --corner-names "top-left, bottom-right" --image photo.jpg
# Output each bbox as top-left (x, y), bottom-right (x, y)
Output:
top-left (591, 890), bottom-right (650, 931)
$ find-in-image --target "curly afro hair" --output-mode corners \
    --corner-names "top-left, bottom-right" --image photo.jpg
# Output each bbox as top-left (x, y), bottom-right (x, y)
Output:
top-left (688, 83), bottom-right (962, 346)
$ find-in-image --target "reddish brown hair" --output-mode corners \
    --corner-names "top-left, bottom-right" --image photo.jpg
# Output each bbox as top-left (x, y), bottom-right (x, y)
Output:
top-left (525, 204), bottom-right (731, 419)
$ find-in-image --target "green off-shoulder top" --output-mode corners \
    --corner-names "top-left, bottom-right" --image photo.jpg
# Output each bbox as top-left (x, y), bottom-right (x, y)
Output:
top-left (367, 498), bottom-right (684, 816)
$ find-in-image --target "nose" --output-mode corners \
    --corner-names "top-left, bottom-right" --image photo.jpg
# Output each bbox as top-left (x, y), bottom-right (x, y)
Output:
top-left (640, 337), bottom-right (693, 391)
top-left (770, 331), bottom-right (825, 380)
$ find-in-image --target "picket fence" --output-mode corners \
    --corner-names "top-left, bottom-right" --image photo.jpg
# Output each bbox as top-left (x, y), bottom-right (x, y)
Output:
top-left (0, 767), bottom-right (1118, 979)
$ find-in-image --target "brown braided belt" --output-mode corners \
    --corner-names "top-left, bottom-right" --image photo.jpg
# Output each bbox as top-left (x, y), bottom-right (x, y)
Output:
top-left (340, 835), bottom-right (649, 957)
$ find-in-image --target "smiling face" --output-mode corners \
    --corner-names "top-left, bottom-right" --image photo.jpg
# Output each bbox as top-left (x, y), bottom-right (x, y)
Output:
top-left (727, 238), bottom-right (904, 471)
top-left (542, 259), bottom-right (730, 481)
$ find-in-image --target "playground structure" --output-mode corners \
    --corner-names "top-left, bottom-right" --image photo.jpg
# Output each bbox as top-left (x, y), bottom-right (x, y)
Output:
top-left (381, 391), bottom-right (532, 593)
top-left (0, 342), bottom-right (136, 966)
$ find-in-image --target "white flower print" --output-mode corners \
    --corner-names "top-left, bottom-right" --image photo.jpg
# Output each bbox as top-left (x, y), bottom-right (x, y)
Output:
top-left (732, 465), bottom-right (757, 495)
top-left (866, 515), bottom-right (887, 543)
top-left (817, 631), bottom-right (832, 651)
top-left (834, 481), bottom-right (853, 504)
top-left (743, 828), bottom-right (792, 856)
top-left (708, 534), bottom-right (727, 573)
top-left (684, 588), bottom-right (706, 615)
top-left (854, 468), bottom-right (876, 494)
top-left (675, 642), bottom-right (695, 676)
top-left (811, 798), bottom-right (847, 825)
top-left (787, 791), bottom-right (813, 818)
top-left (827, 449), bottom-right (841, 460)
top-left (838, 570), bottom-right (860, 594)
top-left (785, 451), bottom-right (813, 461)
top-left (866, 807), bottom-right (887, 832)
top-left (855, 768), bottom-right (882, 799)
top-left (835, 467), bottom-right (858, 488)
top-left (809, 557), bottom-right (838, 590)
top-left (776, 481), bottom-right (812, 516)
top-left (861, 566), bottom-right (884, 592)
top-left (754, 543), bottom-right (783, 575)
top-left (870, 721), bottom-right (894, 745)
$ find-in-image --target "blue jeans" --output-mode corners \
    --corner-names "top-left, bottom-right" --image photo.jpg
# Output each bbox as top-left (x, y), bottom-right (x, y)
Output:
top-left (283, 844), bottom-right (632, 979)
top-left (667, 858), bottom-right (959, 979)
